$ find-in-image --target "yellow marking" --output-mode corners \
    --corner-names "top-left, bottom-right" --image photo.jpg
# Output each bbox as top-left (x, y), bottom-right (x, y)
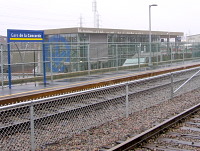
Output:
top-left (0, 76), bottom-right (121, 98)
top-left (0, 67), bottom-right (178, 99)
top-left (10, 38), bottom-right (43, 41)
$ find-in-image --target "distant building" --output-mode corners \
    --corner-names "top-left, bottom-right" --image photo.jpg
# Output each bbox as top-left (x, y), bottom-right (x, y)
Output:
top-left (0, 35), bottom-right (7, 44)
top-left (186, 34), bottom-right (200, 42)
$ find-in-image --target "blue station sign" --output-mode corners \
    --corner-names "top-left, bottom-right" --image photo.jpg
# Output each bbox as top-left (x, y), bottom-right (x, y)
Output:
top-left (7, 29), bottom-right (44, 42)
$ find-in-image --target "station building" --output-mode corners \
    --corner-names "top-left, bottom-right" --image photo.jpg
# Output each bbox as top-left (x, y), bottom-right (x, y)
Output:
top-left (44, 27), bottom-right (183, 43)
top-left (1, 28), bottom-right (184, 74)
top-left (44, 27), bottom-right (184, 72)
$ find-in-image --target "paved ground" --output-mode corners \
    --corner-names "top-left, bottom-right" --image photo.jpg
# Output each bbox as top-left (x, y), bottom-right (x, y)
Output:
top-left (0, 60), bottom-right (199, 100)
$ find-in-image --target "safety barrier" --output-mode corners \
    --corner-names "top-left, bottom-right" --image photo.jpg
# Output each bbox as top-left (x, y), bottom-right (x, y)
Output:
top-left (1, 42), bottom-right (200, 88)
top-left (1, 66), bottom-right (200, 150)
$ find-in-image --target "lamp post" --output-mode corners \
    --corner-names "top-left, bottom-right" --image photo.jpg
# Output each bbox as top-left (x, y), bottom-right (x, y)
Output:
top-left (149, 4), bottom-right (157, 66)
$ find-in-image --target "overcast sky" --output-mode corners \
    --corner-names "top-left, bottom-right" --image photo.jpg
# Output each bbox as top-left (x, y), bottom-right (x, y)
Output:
top-left (0, 0), bottom-right (199, 36)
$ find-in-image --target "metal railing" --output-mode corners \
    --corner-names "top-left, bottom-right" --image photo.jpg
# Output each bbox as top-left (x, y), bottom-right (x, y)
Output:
top-left (1, 42), bottom-right (200, 88)
top-left (1, 66), bottom-right (200, 150)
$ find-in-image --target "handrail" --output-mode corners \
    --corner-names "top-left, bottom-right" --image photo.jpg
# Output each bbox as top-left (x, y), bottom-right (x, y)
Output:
top-left (173, 68), bottom-right (200, 94)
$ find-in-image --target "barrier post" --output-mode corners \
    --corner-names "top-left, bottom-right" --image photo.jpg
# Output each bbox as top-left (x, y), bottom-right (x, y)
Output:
top-left (171, 73), bottom-right (174, 99)
top-left (1, 44), bottom-right (4, 89)
top-left (7, 43), bottom-right (12, 89)
top-left (30, 102), bottom-right (35, 151)
top-left (126, 82), bottom-right (129, 118)
top-left (42, 43), bottom-right (47, 86)
top-left (138, 43), bottom-right (141, 70)
top-left (50, 44), bottom-right (53, 83)
top-left (87, 43), bottom-right (91, 76)
top-left (116, 44), bottom-right (118, 71)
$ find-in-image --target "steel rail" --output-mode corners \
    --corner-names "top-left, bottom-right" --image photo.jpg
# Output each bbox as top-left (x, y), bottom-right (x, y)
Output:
top-left (107, 102), bottom-right (200, 151)
top-left (1, 64), bottom-right (200, 106)
top-left (0, 68), bottom-right (195, 111)
top-left (1, 72), bottom-right (200, 138)
top-left (1, 65), bottom-right (199, 108)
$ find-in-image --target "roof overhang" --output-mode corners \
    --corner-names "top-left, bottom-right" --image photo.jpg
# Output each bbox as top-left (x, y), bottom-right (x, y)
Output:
top-left (44, 27), bottom-right (183, 38)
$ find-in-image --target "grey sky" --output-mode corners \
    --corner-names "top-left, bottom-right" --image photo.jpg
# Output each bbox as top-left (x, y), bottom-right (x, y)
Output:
top-left (0, 0), bottom-right (199, 36)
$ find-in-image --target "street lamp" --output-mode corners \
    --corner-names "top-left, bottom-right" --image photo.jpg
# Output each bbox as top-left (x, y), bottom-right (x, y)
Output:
top-left (149, 4), bottom-right (157, 66)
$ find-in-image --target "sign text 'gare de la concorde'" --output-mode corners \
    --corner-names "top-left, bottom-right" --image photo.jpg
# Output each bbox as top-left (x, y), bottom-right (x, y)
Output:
top-left (7, 29), bottom-right (44, 42)
top-left (6, 29), bottom-right (46, 89)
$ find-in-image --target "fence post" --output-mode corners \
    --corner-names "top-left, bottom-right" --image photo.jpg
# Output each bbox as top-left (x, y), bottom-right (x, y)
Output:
top-left (87, 43), bottom-right (91, 76)
top-left (116, 44), bottom-right (118, 71)
top-left (1, 44), bottom-right (4, 89)
top-left (30, 102), bottom-right (35, 151)
top-left (126, 82), bottom-right (129, 118)
top-left (7, 43), bottom-right (12, 89)
top-left (183, 47), bottom-right (185, 64)
top-left (42, 43), bottom-right (47, 87)
top-left (170, 43), bottom-right (173, 65)
top-left (138, 43), bottom-right (141, 70)
top-left (50, 44), bottom-right (53, 83)
top-left (171, 73), bottom-right (174, 99)
top-left (157, 43), bottom-right (159, 66)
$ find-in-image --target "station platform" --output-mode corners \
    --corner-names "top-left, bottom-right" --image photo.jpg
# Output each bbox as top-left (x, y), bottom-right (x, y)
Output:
top-left (1, 61), bottom-right (200, 106)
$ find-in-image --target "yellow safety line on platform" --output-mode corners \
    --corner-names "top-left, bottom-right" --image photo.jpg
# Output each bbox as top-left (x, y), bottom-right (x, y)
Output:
top-left (1, 63), bottom-right (199, 101)
top-left (0, 72), bottom-right (141, 98)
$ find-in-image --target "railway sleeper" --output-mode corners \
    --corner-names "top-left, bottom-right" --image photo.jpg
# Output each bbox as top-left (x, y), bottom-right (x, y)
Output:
top-left (158, 138), bottom-right (200, 147)
top-left (168, 132), bottom-right (200, 139)
top-left (143, 144), bottom-right (192, 151)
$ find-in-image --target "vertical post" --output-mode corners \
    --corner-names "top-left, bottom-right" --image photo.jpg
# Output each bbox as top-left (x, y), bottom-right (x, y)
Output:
top-left (126, 82), bottom-right (129, 118)
top-left (157, 43), bottom-right (159, 66)
top-left (50, 44), bottom-right (53, 83)
top-left (171, 73), bottom-right (174, 99)
top-left (30, 102), bottom-right (35, 151)
top-left (87, 44), bottom-right (91, 76)
top-left (42, 43), bottom-right (46, 86)
top-left (77, 44), bottom-right (80, 72)
top-left (1, 44), bottom-right (4, 89)
top-left (183, 47), bottom-right (185, 64)
top-left (33, 49), bottom-right (36, 87)
top-left (138, 43), bottom-right (141, 69)
top-left (116, 44), bottom-right (118, 71)
top-left (170, 44), bottom-right (173, 65)
top-left (149, 4), bottom-right (157, 66)
top-left (7, 43), bottom-right (12, 89)
top-left (149, 5), bottom-right (152, 66)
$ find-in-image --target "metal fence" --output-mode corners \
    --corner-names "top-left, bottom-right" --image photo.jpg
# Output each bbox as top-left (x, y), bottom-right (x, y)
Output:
top-left (1, 66), bottom-right (200, 150)
top-left (1, 42), bottom-right (200, 88)
top-left (0, 42), bottom-right (200, 88)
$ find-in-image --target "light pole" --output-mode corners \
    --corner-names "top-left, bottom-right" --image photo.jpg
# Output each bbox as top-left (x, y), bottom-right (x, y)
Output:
top-left (149, 4), bottom-right (157, 66)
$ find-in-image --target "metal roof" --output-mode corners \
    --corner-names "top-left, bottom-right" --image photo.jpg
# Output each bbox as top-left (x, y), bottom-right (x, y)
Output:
top-left (44, 27), bottom-right (183, 38)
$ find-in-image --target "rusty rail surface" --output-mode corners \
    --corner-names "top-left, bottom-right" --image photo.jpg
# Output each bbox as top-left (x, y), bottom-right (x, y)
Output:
top-left (107, 102), bottom-right (200, 151)
top-left (1, 63), bottom-right (200, 106)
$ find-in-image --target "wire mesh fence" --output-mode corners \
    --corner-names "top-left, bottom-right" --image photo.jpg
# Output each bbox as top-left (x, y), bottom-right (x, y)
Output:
top-left (1, 42), bottom-right (200, 88)
top-left (1, 66), bottom-right (200, 150)
top-left (172, 67), bottom-right (200, 97)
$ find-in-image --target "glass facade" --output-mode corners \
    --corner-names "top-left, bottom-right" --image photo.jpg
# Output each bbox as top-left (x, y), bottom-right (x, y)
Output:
top-left (45, 34), bottom-right (90, 72)
top-left (107, 34), bottom-right (160, 67)
top-left (44, 33), bottom-right (161, 72)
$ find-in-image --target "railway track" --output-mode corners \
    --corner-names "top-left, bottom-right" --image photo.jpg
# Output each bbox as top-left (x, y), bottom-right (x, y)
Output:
top-left (108, 103), bottom-right (200, 151)
top-left (1, 66), bottom-right (200, 150)
top-left (1, 68), bottom-right (198, 134)
top-left (1, 63), bottom-right (200, 106)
